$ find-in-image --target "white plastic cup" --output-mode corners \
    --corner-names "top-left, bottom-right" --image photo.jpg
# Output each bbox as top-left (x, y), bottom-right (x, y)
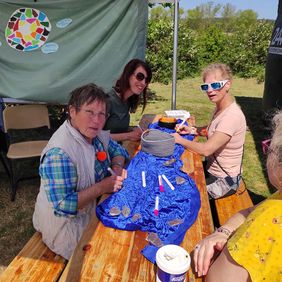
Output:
top-left (156, 244), bottom-right (190, 282)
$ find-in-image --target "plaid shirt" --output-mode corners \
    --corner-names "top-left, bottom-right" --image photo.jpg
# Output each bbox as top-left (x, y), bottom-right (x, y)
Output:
top-left (40, 138), bottom-right (129, 217)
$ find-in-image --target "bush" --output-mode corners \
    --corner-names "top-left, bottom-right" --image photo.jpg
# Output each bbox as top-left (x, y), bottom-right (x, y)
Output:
top-left (146, 15), bottom-right (274, 82)
top-left (146, 19), bottom-right (200, 83)
top-left (222, 21), bottom-right (273, 81)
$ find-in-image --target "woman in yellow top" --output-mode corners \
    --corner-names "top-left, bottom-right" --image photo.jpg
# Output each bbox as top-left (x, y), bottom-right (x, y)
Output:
top-left (193, 111), bottom-right (282, 282)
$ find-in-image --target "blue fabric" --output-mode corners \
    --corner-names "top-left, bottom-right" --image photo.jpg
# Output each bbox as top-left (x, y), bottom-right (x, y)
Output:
top-left (96, 121), bottom-right (200, 263)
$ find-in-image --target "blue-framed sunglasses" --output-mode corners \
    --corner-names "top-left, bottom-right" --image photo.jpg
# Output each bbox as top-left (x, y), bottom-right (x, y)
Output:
top-left (200, 80), bottom-right (229, 92)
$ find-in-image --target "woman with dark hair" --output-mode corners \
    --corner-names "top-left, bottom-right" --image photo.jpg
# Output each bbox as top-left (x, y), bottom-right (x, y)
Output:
top-left (104, 58), bottom-right (152, 142)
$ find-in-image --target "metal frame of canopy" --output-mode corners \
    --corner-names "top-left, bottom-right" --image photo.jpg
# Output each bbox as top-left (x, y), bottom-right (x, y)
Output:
top-left (148, 0), bottom-right (179, 110)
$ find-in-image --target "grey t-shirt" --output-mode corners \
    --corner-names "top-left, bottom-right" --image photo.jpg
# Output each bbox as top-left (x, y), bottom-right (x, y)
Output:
top-left (104, 89), bottom-right (130, 133)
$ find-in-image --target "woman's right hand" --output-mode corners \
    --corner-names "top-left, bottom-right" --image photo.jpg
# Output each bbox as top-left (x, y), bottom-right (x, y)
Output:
top-left (101, 175), bottom-right (124, 193)
top-left (175, 124), bottom-right (197, 135)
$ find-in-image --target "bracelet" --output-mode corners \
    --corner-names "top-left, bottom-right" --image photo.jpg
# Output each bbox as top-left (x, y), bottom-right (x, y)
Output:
top-left (111, 162), bottom-right (124, 168)
top-left (215, 226), bottom-right (233, 238)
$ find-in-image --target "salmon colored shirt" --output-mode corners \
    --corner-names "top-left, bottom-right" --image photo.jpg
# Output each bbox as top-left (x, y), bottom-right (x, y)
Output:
top-left (207, 102), bottom-right (246, 178)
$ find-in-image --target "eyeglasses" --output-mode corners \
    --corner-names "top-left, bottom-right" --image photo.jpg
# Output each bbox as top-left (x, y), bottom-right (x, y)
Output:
top-left (200, 80), bottom-right (229, 92)
top-left (134, 72), bottom-right (149, 84)
top-left (79, 109), bottom-right (109, 120)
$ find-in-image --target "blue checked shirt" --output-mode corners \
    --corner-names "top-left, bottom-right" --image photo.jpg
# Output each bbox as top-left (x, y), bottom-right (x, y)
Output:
top-left (40, 138), bottom-right (129, 217)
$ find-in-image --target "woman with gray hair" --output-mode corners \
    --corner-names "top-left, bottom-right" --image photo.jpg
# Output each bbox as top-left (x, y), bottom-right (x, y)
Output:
top-left (33, 83), bottom-right (129, 260)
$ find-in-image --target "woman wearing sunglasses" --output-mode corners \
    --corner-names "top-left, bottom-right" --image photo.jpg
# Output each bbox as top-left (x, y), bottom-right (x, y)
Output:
top-left (192, 111), bottom-right (282, 281)
top-left (172, 63), bottom-right (246, 199)
top-left (104, 58), bottom-right (152, 142)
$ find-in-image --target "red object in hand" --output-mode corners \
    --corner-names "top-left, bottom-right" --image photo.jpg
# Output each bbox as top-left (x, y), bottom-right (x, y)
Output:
top-left (96, 151), bottom-right (107, 162)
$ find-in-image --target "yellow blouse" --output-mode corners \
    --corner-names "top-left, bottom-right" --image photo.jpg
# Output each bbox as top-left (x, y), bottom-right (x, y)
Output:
top-left (227, 192), bottom-right (282, 282)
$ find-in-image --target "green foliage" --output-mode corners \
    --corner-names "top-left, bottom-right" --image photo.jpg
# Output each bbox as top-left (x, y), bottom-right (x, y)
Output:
top-left (222, 21), bottom-right (273, 80)
top-left (147, 5), bottom-right (274, 83)
top-left (197, 25), bottom-right (228, 66)
top-left (146, 19), bottom-right (199, 84)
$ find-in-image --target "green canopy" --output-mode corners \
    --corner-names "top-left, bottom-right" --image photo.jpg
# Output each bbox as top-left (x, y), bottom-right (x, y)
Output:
top-left (0, 0), bottom-right (148, 104)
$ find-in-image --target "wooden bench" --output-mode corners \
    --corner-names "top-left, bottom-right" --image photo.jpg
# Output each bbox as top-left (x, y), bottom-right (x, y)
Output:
top-left (0, 231), bottom-right (66, 282)
top-left (214, 180), bottom-right (254, 226)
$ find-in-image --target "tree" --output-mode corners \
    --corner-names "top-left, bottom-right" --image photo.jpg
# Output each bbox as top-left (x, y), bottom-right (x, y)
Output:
top-left (235, 10), bottom-right (258, 30)
top-left (149, 5), bottom-right (184, 21)
top-left (220, 3), bottom-right (237, 32)
top-left (186, 2), bottom-right (221, 30)
top-left (150, 6), bottom-right (172, 20)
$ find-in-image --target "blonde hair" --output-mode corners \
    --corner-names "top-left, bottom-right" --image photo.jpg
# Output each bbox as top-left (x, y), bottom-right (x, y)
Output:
top-left (202, 63), bottom-right (233, 81)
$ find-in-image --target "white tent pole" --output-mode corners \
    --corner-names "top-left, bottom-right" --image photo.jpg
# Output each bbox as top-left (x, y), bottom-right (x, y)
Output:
top-left (171, 0), bottom-right (179, 110)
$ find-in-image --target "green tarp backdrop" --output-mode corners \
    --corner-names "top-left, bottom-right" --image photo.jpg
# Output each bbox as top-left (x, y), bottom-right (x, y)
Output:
top-left (0, 0), bottom-right (148, 104)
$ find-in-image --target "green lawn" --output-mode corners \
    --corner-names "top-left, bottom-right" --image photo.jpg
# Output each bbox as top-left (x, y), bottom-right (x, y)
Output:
top-left (0, 77), bottom-right (274, 273)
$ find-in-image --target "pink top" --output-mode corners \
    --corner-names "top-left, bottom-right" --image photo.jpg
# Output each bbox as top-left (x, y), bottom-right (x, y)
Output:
top-left (207, 102), bottom-right (246, 178)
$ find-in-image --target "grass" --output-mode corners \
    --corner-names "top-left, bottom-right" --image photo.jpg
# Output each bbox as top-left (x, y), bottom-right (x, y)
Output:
top-left (0, 77), bottom-right (274, 274)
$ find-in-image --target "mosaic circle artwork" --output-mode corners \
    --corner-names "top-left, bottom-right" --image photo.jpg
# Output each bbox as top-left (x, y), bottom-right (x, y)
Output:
top-left (5, 8), bottom-right (51, 52)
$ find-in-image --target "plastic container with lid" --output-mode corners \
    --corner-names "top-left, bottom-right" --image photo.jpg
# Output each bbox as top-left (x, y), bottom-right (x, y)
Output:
top-left (156, 244), bottom-right (190, 282)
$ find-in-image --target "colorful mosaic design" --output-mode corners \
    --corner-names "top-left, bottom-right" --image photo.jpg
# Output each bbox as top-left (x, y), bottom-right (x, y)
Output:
top-left (5, 8), bottom-right (51, 51)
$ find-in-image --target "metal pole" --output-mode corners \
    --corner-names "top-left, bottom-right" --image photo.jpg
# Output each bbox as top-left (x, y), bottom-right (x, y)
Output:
top-left (171, 0), bottom-right (179, 110)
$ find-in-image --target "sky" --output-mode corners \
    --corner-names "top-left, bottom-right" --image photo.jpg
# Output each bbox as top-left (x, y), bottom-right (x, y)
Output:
top-left (179, 0), bottom-right (279, 20)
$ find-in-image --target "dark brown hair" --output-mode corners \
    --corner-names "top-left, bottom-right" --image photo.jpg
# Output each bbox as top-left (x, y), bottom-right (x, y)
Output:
top-left (114, 58), bottom-right (152, 113)
top-left (68, 83), bottom-right (108, 118)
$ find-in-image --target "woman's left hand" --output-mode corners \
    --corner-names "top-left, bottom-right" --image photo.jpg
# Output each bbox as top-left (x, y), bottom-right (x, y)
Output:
top-left (193, 232), bottom-right (228, 277)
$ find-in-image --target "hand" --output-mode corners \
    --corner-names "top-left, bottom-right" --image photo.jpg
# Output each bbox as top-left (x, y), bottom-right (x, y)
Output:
top-left (193, 232), bottom-right (228, 277)
top-left (101, 175), bottom-right (124, 193)
top-left (127, 127), bottom-right (142, 141)
top-left (112, 165), bottom-right (123, 176)
top-left (175, 124), bottom-right (197, 135)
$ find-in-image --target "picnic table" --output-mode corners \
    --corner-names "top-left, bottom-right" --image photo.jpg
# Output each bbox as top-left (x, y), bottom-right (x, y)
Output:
top-left (59, 114), bottom-right (214, 282)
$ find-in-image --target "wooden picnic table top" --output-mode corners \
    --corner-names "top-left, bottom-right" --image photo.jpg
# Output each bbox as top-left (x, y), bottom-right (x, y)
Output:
top-left (59, 114), bottom-right (214, 282)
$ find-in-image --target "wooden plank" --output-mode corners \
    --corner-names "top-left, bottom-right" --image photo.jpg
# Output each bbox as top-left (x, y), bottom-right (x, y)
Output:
top-left (215, 182), bottom-right (253, 226)
top-left (59, 219), bottom-right (135, 282)
top-left (0, 232), bottom-right (66, 282)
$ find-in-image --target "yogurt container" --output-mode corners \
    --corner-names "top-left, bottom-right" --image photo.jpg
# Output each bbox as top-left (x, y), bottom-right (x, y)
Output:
top-left (156, 245), bottom-right (190, 282)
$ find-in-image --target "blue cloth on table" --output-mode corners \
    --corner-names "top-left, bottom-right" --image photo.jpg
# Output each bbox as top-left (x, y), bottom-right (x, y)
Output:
top-left (96, 121), bottom-right (200, 263)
